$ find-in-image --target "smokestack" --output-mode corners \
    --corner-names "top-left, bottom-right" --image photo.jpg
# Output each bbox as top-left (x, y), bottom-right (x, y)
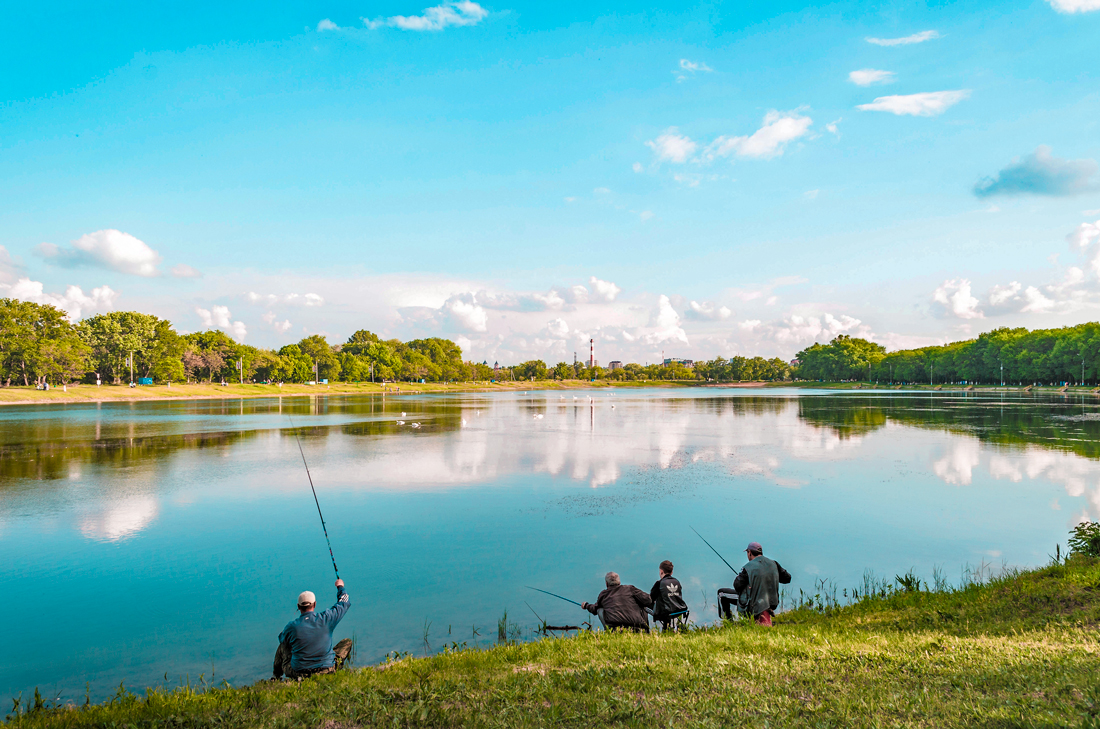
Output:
top-left (589, 338), bottom-right (594, 369)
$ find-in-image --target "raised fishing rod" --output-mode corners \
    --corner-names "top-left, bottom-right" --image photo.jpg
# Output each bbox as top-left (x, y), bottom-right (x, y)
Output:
top-left (525, 585), bottom-right (583, 607)
top-left (289, 416), bottom-right (339, 579)
top-left (690, 526), bottom-right (736, 573)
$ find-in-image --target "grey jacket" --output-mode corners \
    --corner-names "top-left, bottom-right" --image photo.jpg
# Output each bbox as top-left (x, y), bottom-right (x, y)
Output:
top-left (733, 556), bottom-right (791, 617)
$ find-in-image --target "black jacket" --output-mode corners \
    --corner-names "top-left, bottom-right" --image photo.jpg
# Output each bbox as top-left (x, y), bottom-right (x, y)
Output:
top-left (649, 575), bottom-right (689, 620)
top-left (584, 584), bottom-right (653, 630)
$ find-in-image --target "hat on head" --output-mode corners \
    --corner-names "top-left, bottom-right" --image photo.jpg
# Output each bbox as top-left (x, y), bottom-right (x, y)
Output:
top-left (746, 542), bottom-right (763, 553)
top-left (297, 590), bottom-right (316, 607)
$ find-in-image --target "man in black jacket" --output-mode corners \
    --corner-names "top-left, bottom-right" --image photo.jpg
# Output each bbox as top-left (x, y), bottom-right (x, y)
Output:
top-left (649, 560), bottom-right (690, 631)
top-left (582, 571), bottom-right (653, 632)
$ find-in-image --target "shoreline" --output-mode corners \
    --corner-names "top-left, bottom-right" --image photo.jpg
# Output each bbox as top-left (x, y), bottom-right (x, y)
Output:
top-left (9, 556), bottom-right (1099, 726)
top-left (0, 379), bottom-right (1095, 407)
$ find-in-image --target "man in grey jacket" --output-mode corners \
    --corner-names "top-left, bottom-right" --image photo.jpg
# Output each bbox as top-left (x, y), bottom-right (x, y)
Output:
top-left (717, 542), bottom-right (791, 625)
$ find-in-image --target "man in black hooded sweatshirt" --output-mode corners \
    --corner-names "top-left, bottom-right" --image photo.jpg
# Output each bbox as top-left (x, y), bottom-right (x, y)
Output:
top-left (582, 571), bottom-right (652, 632)
top-left (649, 560), bottom-right (690, 631)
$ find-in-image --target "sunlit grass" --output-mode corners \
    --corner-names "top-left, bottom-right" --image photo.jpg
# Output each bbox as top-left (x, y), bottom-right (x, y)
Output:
top-left (11, 556), bottom-right (1100, 727)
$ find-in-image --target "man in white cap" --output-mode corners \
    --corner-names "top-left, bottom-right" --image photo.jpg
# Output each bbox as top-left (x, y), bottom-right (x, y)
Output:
top-left (273, 578), bottom-right (352, 679)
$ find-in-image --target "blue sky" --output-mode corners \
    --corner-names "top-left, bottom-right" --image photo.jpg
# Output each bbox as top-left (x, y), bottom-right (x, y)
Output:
top-left (2, 0), bottom-right (1099, 363)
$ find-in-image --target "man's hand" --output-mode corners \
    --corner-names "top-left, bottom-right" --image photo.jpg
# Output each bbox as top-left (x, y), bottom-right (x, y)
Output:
top-left (335, 578), bottom-right (344, 588)
top-left (581, 602), bottom-right (589, 610)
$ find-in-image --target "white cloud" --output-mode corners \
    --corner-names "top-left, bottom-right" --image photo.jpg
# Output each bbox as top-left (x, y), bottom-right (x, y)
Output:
top-left (704, 110), bottom-right (813, 160)
top-left (857, 90), bottom-right (970, 116)
top-left (684, 301), bottom-right (732, 321)
top-left (770, 312), bottom-right (867, 345)
top-left (804, 189), bottom-right (820, 200)
top-left (317, 18), bottom-right (340, 31)
top-left (679, 59), bottom-right (713, 73)
top-left (197, 305), bottom-right (247, 340)
top-left (632, 162), bottom-right (644, 173)
top-left (865, 30), bottom-right (941, 46)
top-left (639, 210), bottom-right (654, 221)
top-left (825, 119), bottom-right (841, 136)
top-left (1020, 286), bottom-right (1056, 313)
top-left (246, 292), bottom-right (324, 307)
top-left (974, 147), bottom-right (1099, 198)
top-left (645, 295), bottom-right (688, 344)
top-left (848, 69), bottom-right (896, 86)
top-left (738, 319), bottom-right (761, 331)
top-left (988, 281), bottom-right (1022, 308)
top-left (0, 277), bottom-right (117, 320)
top-left (366, 1), bottom-right (489, 31)
top-left (1047, 0), bottom-right (1100, 12)
top-left (646, 128), bottom-right (698, 164)
top-left (546, 318), bottom-right (570, 338)
top-left (589, 277), bottom-right (621, 302)
top-left (262, 312), bottom-right (293, 334)
top-left (443, 294), bottom-right (489, 332)
top-left (932, 279), bottom-right (983, 319)
top-left (171, 264), bottom-right (203, 278)
top-left (35, 229), bottom-right (162, 276)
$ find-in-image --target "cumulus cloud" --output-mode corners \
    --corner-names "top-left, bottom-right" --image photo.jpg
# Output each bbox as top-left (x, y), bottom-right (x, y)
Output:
top-left (35, 229), bottom-right (162, 276)
top-left (1046, 0), bottom-right (1100, 11)
top-left (171, 264), bottom-right (202, 279)
top-left (973, 146), bottom-right (1099, 198)
top-left (317, 18), bottom-right (340, 31)
top-left (365, 1), bottom-right (488, 31)
top-left (848, 69), bottom-right (895, 86)
top-left (262, 312), bottom-right (293, 334)
top-left (932, 279), bottom-right (983, 319)
top-left (857, 90), bottom-right (970, 116)
top-left (770, 312), bottom-right (867, 345)
top-left (646, 128), bottom-right (698, 164)
top-left (442, 294), bottom-right (489, 332)
top-left (684, 301), bottom-right (732, 321)
top-left (676, 58), bottom-right (713, 81)
top-left (588, 277), bottom-right (621, 302)
top-left (196, 305), bottom-right (247, 340)
top-left (246, 292), bottom-right (324, 307)
top-left (545, 318), bottom-right (570, 339)
top-left (645, 295), bottom-right (688, 344)
top-left (865, 30), bottom-right (941, 46)
top-left (738, 319), bottom-right (762, 331)
top-left (704, 110), bottom-right (813, 160)
top-left (0, 278), bottom-right (117, 320)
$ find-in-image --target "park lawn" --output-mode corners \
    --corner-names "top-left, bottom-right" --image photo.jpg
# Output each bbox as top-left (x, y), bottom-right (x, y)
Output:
top-left (10, 557), bottom-right (1100, 727)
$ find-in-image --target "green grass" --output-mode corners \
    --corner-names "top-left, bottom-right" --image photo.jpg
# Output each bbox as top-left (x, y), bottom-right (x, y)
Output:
top-left (11, 557), bottom-right (1100, 727)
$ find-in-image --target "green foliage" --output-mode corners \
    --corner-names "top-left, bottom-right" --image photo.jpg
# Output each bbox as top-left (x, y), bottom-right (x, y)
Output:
top-left (0, 299), bottom-right (89, 386)
top-left (795, 335), bottom-right (885, 381)
top-left (1068, 520), bottom-right (1100, 558)
top-left (513, 360), bottom-right (548, 380)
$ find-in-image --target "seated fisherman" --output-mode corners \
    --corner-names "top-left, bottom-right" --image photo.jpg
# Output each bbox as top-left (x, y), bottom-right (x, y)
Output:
top-left (649, 560), bottom-right (690, 631)
top-left (717, 541), bottom-right (791, 625)
top-left (273, 578), bottom-right (352, 679)
top-left (581, 571), bottom-right (653, 632)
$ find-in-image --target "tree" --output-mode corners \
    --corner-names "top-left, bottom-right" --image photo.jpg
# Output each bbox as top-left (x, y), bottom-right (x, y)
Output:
top-left (79, 311), bottom-right (160, 384)
top-left (298, 335), bottom-right (341, 381)
top-left (514, 360), bottom-right (548, 380)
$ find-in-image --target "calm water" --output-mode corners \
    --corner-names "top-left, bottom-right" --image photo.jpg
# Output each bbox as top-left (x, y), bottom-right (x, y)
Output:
top-left (2, 388), bottom-right (1099, 703)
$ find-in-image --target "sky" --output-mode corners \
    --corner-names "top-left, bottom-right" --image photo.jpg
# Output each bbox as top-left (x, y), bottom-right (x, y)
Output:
top-left (2, 0), bottom-right (1099, 365)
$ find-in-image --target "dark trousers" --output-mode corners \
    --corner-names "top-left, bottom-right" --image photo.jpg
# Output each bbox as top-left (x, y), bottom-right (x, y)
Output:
top-left (273, 638), bottom-right (353, 679)
top-left (717, 588), bottom-right (741, 620)
top-left (656, 612), bottom-right (689, 632)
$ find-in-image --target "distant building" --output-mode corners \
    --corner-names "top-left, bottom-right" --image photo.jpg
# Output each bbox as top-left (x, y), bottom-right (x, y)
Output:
top-left (608, 360), bottom-right (623, 371)
top-left (789, 359), bottom-right (800, 367)
top-left (663, 357), bottom-right (689, 366)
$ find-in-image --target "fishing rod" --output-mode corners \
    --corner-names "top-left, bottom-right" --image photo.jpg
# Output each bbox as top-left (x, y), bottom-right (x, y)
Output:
top-left (690, 526), bottom-right (736, 573)
top-left (525, 585), bottom-right (583, 607)
top-left (289, 416), bottom-right (339, 579)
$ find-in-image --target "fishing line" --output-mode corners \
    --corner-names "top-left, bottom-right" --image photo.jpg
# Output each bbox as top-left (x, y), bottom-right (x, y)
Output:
top-left (690, 526), bottom-right (736, 573)
top-left (525, 586), bottom-right (583, 607)
top-left (289, 416), bottom-right (340, 579)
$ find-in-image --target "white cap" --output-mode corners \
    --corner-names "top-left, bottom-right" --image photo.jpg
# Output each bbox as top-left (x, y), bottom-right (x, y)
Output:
top-left (297, 591), bottom-right (316, 607)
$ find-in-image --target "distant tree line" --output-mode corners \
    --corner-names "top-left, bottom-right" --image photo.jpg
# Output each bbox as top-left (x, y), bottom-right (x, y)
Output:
top-left (795, 323), bottom-right (1100, 385)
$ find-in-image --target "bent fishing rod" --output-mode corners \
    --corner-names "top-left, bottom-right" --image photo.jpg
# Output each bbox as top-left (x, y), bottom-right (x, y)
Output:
top-left (525, 586), bottom-right (583, 607)
top-left (289, 416), bottom-right (340, 579)
top-left (690, 526), bottom-right (736, 573)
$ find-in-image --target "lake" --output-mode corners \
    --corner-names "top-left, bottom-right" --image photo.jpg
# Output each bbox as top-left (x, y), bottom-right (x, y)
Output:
top-left (2, 388), bottom-right (1098, 704)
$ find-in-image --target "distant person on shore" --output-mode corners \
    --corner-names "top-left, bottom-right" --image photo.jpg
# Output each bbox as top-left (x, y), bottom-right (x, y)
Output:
top-left (717, 542), bottom-right (791, 626)
top-left (649, 560), bottom-right (690, 631)
top-left (273, 578), bottom-right (353, 679)
top-left (581, 571), bottom-right (653, 632)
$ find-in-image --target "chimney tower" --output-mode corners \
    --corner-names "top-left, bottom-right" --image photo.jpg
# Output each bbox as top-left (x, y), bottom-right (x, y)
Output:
top-left (589, 338), bottom-right (594, 368)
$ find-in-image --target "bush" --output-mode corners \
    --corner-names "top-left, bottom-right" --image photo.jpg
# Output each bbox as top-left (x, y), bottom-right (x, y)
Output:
top-left (1068, 520), bottom-right (1100, 558)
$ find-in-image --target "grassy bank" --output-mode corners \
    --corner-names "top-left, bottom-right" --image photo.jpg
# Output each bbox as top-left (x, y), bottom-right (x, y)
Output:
top-left (11, 556), bottom-right (1100, 727)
